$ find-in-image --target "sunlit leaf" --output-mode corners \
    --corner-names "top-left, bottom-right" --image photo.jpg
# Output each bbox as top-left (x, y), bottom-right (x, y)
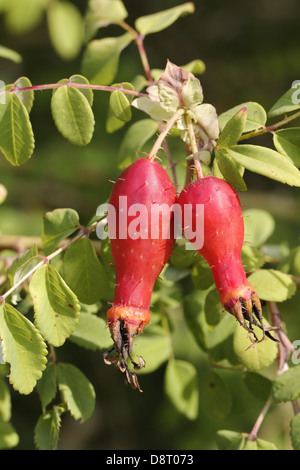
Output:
top-left (228, 144), bottom-right (300, 186)
top-left (0, 45), bottom-right (22, 63)
top-left (30, 264), bottom-right (80, 347)
top-left (51, 84), bottom-right (95, 146)
top-left (243, 208), bottom-right (275, 247)
top-left (135, 3), bottom-right (194, 36)
top-left (47, 1), bottom-right (84, 60)
top-left (272, 365), bottom-right (300, 403)
top-left (290, 413), bottom-right (300, 450)
top-left (233, 321), bottom-right (278, 371)
top-left (81, 33), bottom-right (132, 85)
top-left (273, 127), bottom-right (300, 167)
top-left (85, 0), bottom-right (128, 41)
top-left (218, 102), bottom-right (266, 132)
top-left (268, 83), bottom-right (300, 117)
top-left (0, 304), bottom-right (47, 394)
top-left (247, 269), bottom-right (296, 302)
top-left (70, 312), bottom-right (112, 350)
top-left (63, 237), bottom-right (110, 304)
top-left (0, 92), bottom-right (35, 166)
top-left (0, 417), bottom-right (19, 450)
top-left (42, 208), bottom-right (80, 255)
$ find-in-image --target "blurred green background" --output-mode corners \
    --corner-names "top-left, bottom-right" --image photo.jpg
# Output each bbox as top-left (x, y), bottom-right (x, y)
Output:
top-left (0, 0), bottom-right (299, 450)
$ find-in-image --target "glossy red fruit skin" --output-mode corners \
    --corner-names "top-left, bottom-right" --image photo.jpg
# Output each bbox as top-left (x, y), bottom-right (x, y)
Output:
top-left (178, 176), bottom-right (253, 310)
top-left (107, 157), bottom-right (177, 333)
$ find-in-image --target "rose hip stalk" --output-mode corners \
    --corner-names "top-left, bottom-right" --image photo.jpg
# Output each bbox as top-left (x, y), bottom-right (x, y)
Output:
top-left (104, 157), bottom-right (177, 390)
top-left (178, 176), bottom-right (276, 343)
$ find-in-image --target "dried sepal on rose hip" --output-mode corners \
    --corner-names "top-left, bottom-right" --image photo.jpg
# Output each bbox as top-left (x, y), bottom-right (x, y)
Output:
top-left (178, 175), bottom-right (278, 344)
top-left (104, 156), bottom-right (177, 391)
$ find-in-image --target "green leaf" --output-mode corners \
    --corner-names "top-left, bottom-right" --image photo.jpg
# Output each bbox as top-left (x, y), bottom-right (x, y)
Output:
top-left (47, 1), bottom-right (84, 60)
top-left (63, 237), bottom-right (110, 304)
top-left (69, 74), bottom-right (94, 106)
top-left (191, 259), bottom-right (214, 290)
top-left (109, 89), bottom-right (131, 122)
top-left (164, 359), bottom-right (199, 420)
top-left (29, 264), bottom-right (80, 347)
top-left (216, 430), bottom-right (246, 450)
top-left (69, 312), bottom-right (112, 350)
top-left (214, 148), bottom-right (247, 191)
top-left (81, 33), bottom-right (132, 85)
top-left (218, 102), bottom-right (266, 132)
top-left (268, 83), bottom-right (300, 118)
top-left (7, 244), bottom-right (40, 285)
top-left (243, 208), bottom-right (275, 247)
top-left (0, 377), bottom-right (11, 421)
top-left (247, 269), bottom-right (297, 302)
top-left (0, 92), bottom-right (35, 166)
top-left (290, 413), bottom-right (300, 450)
top-left (227, 144), bottom-right (300, 186)
top-left (244, 437), bottom-right (278, 450)
top-left (204, 289), bottom-right (222, 326)
top-left (273, 127), bottom-right (300, 167)
top-left (37, 363), bottom-right (57, 412)
top-left (244, 371), bottom-right (272, 402)
top-left (51, 84), bottom-right (95, 146)
top-left (4, 0), bottom-right (44, 35)
top-left (200, 371), bottom-right (232, 420)
top-left (169, 240), bottom-right (198, 269)
top-left (241, 245), bottom-right (266, 271)
top-left (14, 76), bottom-right (34, 113)
top-left (118, 118), bottom-right (158, 168)
top-left (131, 95), bottom-right (172, 121)
top-left (57, 363), bottom-right (96, 422)
top-left (0, 303), bottom-right (47, 394)
top-left (34, 407), bottom-right (61, 451)
top-left (233, 321), bottom-right (278, 372)
top-left (216, 430), bottom-right (277, 450)
top-left (135, 2), bottom-right (194, 36)
top-left (217, 106), bottom-right (247, 147)
top-left (279, 246), bottom-right (300, 277)
top-left (188, 103), bottom-right (219, 139)
top-left (0, 416), bottom-right (19, 450)
top-left (272, 365), bottom-right (300, 403)
top-left (85, 0), bottom-right (128, 41)
top-left (131, 325), bottom-right (172, 375)
top-left (0, 45), bottom-right (22, 63)
top-left (42, 208), bottom-right (80, 255)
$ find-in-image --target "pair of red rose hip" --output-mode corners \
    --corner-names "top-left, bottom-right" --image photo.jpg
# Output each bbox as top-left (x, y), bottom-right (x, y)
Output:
top-left (104, 156), bottom-right (276, 391)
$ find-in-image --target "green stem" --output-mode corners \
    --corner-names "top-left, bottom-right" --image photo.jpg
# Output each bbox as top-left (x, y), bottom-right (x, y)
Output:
top-left (239, 109), bottom-right (300, 142)
top-left (149, 109), bottom-right (184, 161)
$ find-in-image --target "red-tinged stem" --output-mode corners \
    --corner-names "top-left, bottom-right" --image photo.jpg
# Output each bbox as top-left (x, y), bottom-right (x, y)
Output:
top-left (0, 81), bottom-right (148, 99)
top-left (186, 113), bottom-right (204, 179)
top-left (0, 222), bottom-right (97, 302)
top-left (118, 20), bottom-right (153, 83)
top-left (248, 395), bottom-right (273, 441)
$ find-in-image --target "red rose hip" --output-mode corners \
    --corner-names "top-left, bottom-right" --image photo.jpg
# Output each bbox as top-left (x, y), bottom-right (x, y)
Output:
top-left (178, 176), bottom-right (276, 343)
top-left (104, 156), bottom-right (177, 390)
